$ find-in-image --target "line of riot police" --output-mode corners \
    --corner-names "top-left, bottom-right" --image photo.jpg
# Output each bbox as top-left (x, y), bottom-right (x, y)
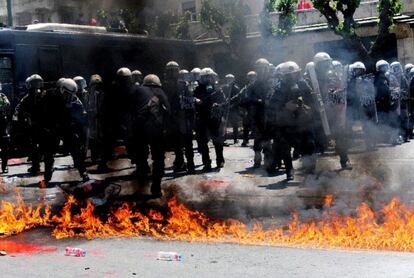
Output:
top-left (0, 53), bottom-right (413, 197)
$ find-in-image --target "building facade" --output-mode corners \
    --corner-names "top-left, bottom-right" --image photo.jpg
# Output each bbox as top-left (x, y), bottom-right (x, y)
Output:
top-left (0, 0), bottom-right (264, 26)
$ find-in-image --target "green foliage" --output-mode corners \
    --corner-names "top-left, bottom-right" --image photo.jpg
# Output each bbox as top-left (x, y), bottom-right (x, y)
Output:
top-left (175, 11), bottom-right (192, 40)
top-left (260, 0), bottom-right (297, 38)
top-left (275, 0), bottom-right (298, 36)
top-left (200, 0), bottom-right (247, 45)
top-left (150, 13), bottom-right (177, 38)
top-left (200, 0), bottom-right (228, 33)
top-left (378, 0), bottom-right (402, 28)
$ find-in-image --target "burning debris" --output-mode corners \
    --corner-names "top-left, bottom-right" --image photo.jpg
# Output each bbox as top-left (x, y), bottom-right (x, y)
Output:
top-left (1, 192), bottom-right (414, 252)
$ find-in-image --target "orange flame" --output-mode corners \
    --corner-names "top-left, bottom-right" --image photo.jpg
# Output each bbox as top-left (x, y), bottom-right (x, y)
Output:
top-left (1, 195), bottom-right (414, 252)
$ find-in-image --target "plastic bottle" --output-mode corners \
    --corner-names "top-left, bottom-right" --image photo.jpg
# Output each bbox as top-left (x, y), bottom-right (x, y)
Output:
top-left (64, 247), bottom-right (87, 257)
top-left (157, 251), bottom-right (183, 261)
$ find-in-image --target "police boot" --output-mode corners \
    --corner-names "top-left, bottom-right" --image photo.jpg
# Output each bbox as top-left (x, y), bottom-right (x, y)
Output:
top-left (173, 161), bottom-right (187, 173)
top-left (44, 166), bottom-right (54, 183)
top-left (286, 168), bottom-right (294, 181)
top-left (215, 145), bottom-right (225, 169)
top-left (96, 163), bottom-right (113, 174)
top-left (2, 158), bottom-right (8, 173)
top-left (187, 161), bottom-right (196, 175)
top-left (28, 165), bottom-right (40, 175)
top-left (150, 178), bottom-right (163, 199)
top-left (340, 153), bottom-right (352, 170)
top-left (253, 151), bottom-right (262, 168)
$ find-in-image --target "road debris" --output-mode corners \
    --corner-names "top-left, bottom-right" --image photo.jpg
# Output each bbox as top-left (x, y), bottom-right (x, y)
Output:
top-left (64, 247), bottom-right (87, 257)
top-left (0, 250), bottom-right (7, 256)
top-left (157, 251), bottom-right (182, 261)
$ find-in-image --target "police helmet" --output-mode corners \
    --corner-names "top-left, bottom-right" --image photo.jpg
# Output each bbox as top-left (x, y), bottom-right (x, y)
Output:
top-left (73, 76), bottom-right (87, 91)
top-left (353, 61), bottom-right (366, 71)
top-left (278, 61), bottom-right (301, 75)
top-left (90, 74), bottom-right (103, 86)
top-left (376, 60), bottom-right (389, 73)
top-left (166, 61), bottom-right (179, 69)
top-left (390, 61), bottom-right (403, 74)
top-left (225, 74), bottom-right (235, 84)
top-left (313, 52), bottom-right (332, 65)
top-left (404, 63), bottom-right (414, 74)
top-left (255, 58), bottom-right (270, 66)
top-left (409, 68), bottom-right (414, 79)
top-left (191, 68), bottom-right (201, 74)
top-left (116, 67), bottom-right (132, 77)
top-left (143, 74), bottom-right (162, 87)
top-left (132, 70), bottom-right (142, 76)
top-left (247, 71), bottom-right (257, 78)
top-left (60, 79), bottom-right (78, 95)
top-left (200, 67), bottom-right (216, 77)
top-left (26, 74), bottom-right (44, 90)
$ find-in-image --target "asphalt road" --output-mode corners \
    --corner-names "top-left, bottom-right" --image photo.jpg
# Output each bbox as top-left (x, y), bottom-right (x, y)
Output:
top-left (1, 138), bottom-right (414, 277)
top-left (1, 229), bottom-right (414, 278)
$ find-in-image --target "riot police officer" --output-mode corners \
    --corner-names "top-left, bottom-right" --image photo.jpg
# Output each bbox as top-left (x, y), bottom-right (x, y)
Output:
top-left (0, 84), bottom-right (10, 173)
top-left (311, 52), bottom-right (351, 170)
top-left (14, 74), bottom-right (45, 174)
top-left (87, 74), bottom-right (105, 163)
top-left (98, 67), bottom-right (133, 173)
top-left (163, 61), bottom-right (193, 173)
top-left (194, 68), bottom-right (226, 171)
top-left (222, 74), bottom-right (241, 145)
top-left (59, 79), bottom-right (89, 182)
top-left (132, 70), bottom-right (143, 85)
top-left (74, 76), bottom-right (88, 107)
top-left (239, 71), bottom-right (257, 147)
top-left (390, 61), bottom-right (410, 142)
top-left (267, 61), bottom-right (316, 179)
top-left (190, 68), bottom-right (201, 91)
top-left (349, 62), bottom-right (378, 150)
top-left (247, 58), bottom-right (271, 168)
top-left (129, 74), bottom-right (169, 198)
top-left (404, 63), bottom-right (414, 81)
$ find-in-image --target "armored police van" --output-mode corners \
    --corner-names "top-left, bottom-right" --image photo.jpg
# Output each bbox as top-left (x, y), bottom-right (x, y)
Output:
top-left (0, 23), bottom-right (196, 106)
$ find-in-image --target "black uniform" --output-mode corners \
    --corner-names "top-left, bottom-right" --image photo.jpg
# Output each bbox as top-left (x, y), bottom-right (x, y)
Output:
top-left (14, 89), bottom-right (43, 173)
top-left (61, 95), bottom-right (88, 181)
top-left (409, 77), bottom-right (414, 138)
top-left (86, 83), bottom-right (105, 163)
top-left (129, 85), bottom-right (169, 196)
top-left (267, 79), bottom-right (316, 177)
top-left (0, 93), bottom-right (10, 172)
top-left (36, 88), bottom-right (67, 182)
top-left (374, 71), bottom-right (392, 142)
top-left (397, 75), bottom-right (410, 141)
top-left (222, 83), bottom-right (241, 144)
top-left (239, 84), bottom-right (253, 146)
top-left (164, 79), bottom-right (195, 173)
top-left (98, 78), bottom-right (132, 171)
top-left (194, 83), bottom-right (226, 170)
top-left (245, 79), bottom-right (268, 167)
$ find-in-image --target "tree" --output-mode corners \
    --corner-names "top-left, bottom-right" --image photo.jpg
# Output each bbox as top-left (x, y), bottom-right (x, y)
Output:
top-left (311, 0), bottom-right (401, 64)
top-left (175, 11), bottom-right (192, 40)
top-left (200, 0), bottom-right (248, 58)
top-left (260, 0), bottom-right (298, 38)
top-left (199, 0), bottom-right (249, 78)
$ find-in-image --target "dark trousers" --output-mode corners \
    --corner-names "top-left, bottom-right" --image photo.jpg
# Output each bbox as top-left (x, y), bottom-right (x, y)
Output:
top-left (196, 119), bottom-right (224, 167)
top-left (171, 116), bottom-right (195, 168)
top-left (132, 121), bottom-right (165, 195)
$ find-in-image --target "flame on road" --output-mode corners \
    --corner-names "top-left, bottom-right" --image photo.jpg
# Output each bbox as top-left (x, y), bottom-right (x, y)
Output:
top-left (1, 194), bottom-right (414, 252)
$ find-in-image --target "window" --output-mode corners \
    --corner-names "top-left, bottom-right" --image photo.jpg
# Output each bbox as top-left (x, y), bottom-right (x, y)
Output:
top-left (182, 0), bottom-right (196, 21)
